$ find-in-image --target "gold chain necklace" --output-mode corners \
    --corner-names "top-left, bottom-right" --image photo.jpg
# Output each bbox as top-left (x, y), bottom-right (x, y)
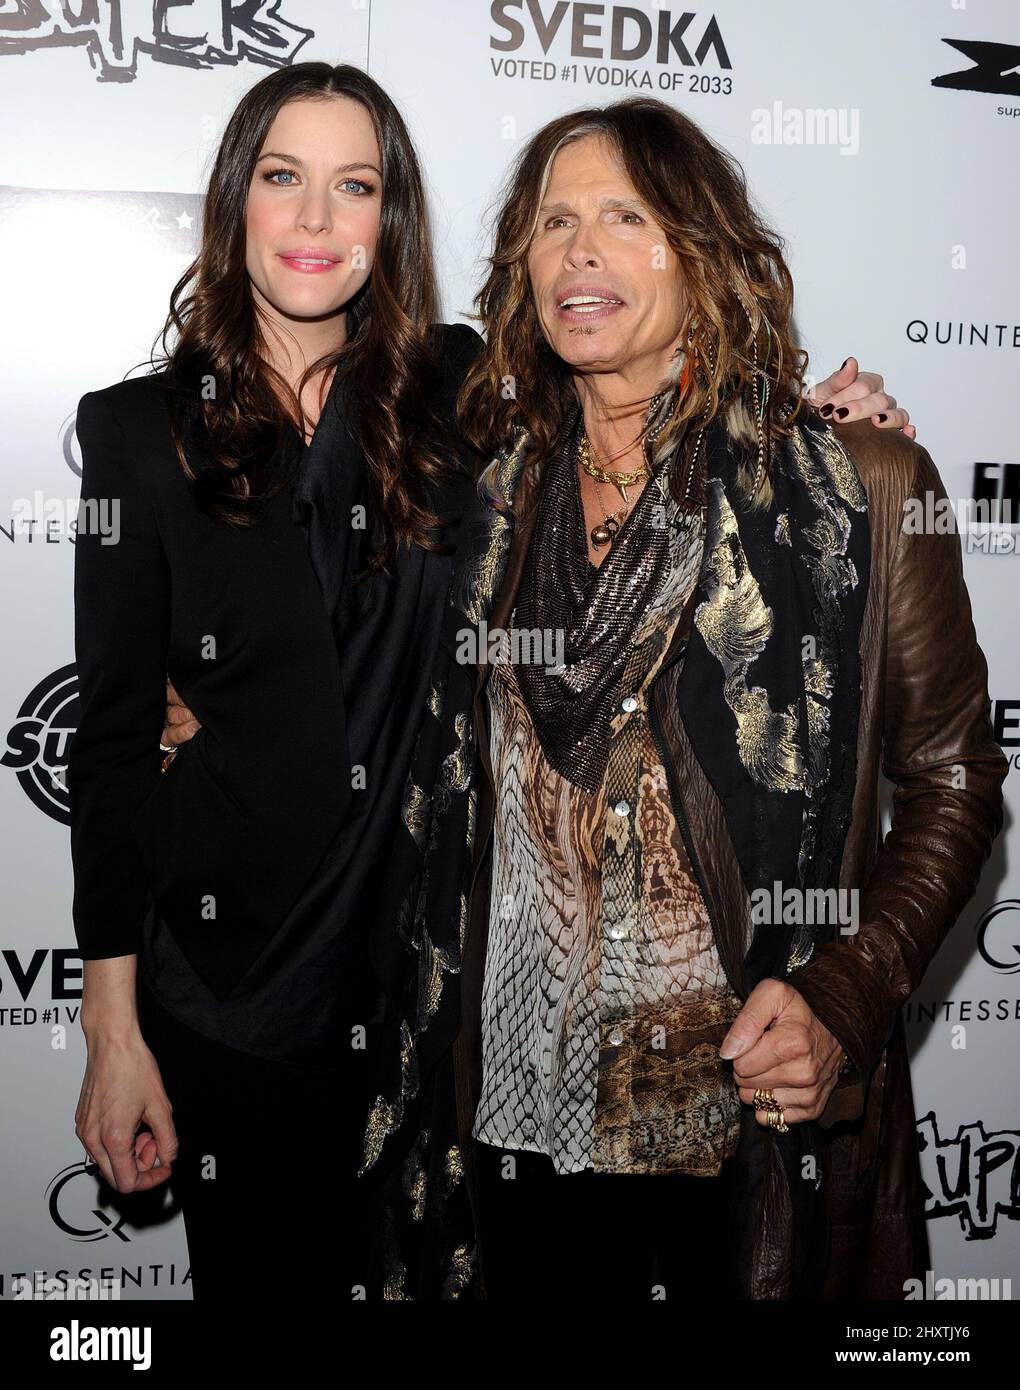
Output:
top-left (578, 433), bottom-right (651, 489)
top-left (578, 433), bottom-right (651, 548)
top-left (578, 392), bottom-right (678, 548)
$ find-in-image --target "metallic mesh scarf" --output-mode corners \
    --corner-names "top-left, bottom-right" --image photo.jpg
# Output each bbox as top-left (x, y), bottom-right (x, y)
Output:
top-left (512, 394), bottom-right (691, 793)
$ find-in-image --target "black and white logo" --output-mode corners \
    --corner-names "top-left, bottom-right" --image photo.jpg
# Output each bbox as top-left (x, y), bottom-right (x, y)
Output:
top-left (977, 900), bottom-right (1020, 975)
top-left (2, 665), bottom-right (78, 825)
top-left (918, 1112), bottom-right (1020, 1240)
top-left (933, 40), bottom-right (1020, 98)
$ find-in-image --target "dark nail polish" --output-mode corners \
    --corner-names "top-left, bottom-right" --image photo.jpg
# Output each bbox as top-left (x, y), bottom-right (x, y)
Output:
top-left (819, 403), bottom-right (834, 417)
top-left (876, 413), bottom-right (888, 423)
top-left (841, 358), bottom-right (849, 369)
top-left (835, 407), bottom-right (850, 419)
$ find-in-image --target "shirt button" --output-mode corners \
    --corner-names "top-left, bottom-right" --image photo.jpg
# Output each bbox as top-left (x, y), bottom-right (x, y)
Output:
top-left (608, 1026), bottom-right (625, 1046)
top-left (613, 799), bottom-right (630, 817)
top-left (621, 695), bottom-right (638, 713)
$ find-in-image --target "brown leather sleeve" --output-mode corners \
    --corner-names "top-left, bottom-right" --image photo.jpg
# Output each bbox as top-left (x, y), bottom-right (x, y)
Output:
top-left (791, 444), bottom-right (1008, 1126)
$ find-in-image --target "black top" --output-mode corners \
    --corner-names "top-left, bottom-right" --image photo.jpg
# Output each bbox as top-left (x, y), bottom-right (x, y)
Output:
top-left (70, 324), bottom-right (483, 1066)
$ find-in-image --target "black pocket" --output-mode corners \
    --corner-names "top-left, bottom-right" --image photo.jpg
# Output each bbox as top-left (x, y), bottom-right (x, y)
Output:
top-left (132, 727), bottom-right (250, 899)
top-left (191, 726), bottom-right (249, 822)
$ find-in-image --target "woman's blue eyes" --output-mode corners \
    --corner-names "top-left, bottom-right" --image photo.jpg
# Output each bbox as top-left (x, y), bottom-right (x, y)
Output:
top-left (262, 168), bottom-right (374, 194)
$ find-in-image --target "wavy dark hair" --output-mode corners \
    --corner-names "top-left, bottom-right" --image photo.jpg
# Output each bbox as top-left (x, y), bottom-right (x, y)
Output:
top-left (458, 97), bottom-right (810, 509)
top-left (151, 62), bottom-right (455, 567)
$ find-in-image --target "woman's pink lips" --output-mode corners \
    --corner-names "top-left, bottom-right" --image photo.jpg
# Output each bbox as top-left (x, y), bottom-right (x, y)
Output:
top-left (277, 254), bottom-right (341, 274)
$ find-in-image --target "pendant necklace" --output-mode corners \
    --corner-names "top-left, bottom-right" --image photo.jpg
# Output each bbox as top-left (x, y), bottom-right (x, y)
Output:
top-left (578, 432), bottom-right (651, 548)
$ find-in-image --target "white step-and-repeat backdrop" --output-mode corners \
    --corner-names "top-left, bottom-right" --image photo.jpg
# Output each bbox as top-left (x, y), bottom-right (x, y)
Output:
top-left (1, 0), bottom-right (1016, 1301)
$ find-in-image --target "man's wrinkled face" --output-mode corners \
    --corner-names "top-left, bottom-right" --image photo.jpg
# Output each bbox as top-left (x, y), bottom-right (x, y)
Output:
top-left (527, 133), bottom-right (685, 382)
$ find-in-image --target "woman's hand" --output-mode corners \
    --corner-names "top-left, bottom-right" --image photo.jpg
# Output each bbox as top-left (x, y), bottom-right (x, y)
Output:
top-left (162, 678), bottom-right (202, 750)
top-left (75, 1029), bottom-right (178, 1194)
top-left (719, 978), bottom-right (846, 1125)
top-left (809, 356), bottom-right (916, 439)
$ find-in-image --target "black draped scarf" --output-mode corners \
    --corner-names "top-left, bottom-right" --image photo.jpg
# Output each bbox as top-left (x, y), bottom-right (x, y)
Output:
top-left (678, 411), bottom-right (871, 1298)
top-left (512, 396), bottom-right (685, 791)
top-left (285, 367), bottom-right (460, 1038)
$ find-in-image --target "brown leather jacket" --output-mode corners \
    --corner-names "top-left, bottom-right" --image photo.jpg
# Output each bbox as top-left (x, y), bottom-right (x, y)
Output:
top-left (452, 409), bottom-right (1008, 1299)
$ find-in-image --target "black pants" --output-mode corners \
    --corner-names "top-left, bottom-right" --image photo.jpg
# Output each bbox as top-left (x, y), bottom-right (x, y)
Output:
top-left (477, 1140), bottom-right (736, 1301)
top-left (137, 979), bottom-right (375, 1301)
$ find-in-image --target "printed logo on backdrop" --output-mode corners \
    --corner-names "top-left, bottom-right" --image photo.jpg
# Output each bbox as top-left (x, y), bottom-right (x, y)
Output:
top-left (897, 465), bottom-right (1020, 557)
top-left (0, 1162), bottom-right (188, 1300)
top-left (991, 699), bottom-right (1020, 770)
top-left (5, 397), bottom-right (119, 538)
top-left (0, 187), bottom-right (202, 269)
top-left (972, 463), bottom-right (1020, 526)
top-left (0, 1162), bottom-right (189, 1299)
top-left (0, 0), bottom-right (314, 81)
top-left (47, 1164), bottom-right (134, 1243)
top-left (933, 39), bottom-right (1020, 121)
top-left (967, 462), bottom-right (1019, 556)
top-left (490, 3), bottom-right (733, 97)
top-left (1, 941), bottom-right (86, 1043)
top-left (905, 994), bottom-right (1020, 1027)
top-left (918, 1113), bottom-right (1020, 1240)
top-left (905, 319), bottom-right (1020, 351)
top-left (0, 946), bottom-right (83, 1004)
top-left (1, 665), bottom-right (77, 824)
top-left (977, 900), bottom-right (1020, 975)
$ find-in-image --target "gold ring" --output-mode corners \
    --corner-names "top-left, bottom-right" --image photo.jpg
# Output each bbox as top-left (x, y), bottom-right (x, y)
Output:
top-left (752, 1088), bottom-right (776, 1110)
top-left (765, 1106), bottom-right (789, 1134)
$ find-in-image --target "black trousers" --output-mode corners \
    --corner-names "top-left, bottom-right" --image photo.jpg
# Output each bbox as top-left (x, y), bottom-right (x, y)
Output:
top-left (476, 1140), bottom-right (736, 1301)
top-left (137, 979), bottom-right (375, 1301)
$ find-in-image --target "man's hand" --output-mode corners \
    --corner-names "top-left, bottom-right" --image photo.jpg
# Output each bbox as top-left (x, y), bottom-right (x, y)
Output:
top-left (162, 678), bottom-right (201, 749)
top-left (809, 357), bottom-right (916, 439)
top-left (720, 978), bottom-right (845, 1125)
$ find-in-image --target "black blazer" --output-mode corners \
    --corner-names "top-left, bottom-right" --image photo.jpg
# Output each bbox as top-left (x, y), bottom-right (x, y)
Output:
top-left (69, 323), bottom-right (482, 999)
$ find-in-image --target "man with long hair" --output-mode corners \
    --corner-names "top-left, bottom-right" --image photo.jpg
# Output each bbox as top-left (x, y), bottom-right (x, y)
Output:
top-left (368, 97), bottom-right (1007, 1301)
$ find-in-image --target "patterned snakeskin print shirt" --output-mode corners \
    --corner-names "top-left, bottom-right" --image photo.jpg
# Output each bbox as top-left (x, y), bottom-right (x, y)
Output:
top-left (472, 502), bottom-right (746, 1176)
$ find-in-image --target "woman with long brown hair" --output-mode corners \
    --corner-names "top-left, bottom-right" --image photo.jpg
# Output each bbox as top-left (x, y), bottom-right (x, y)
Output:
top-left (68, 61), bottom-right (482, 1300)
